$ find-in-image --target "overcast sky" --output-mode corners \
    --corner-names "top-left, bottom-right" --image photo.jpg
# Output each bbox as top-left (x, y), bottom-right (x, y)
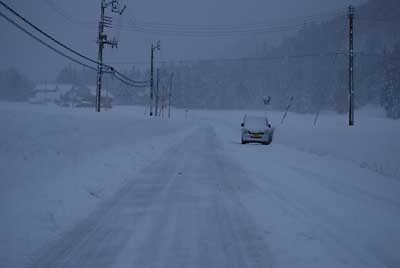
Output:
top-left (1, 0), bottom-right (366, 82)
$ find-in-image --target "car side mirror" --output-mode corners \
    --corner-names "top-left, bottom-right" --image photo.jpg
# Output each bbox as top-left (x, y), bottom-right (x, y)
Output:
top-left (241, 123), bottom-right (244, 127)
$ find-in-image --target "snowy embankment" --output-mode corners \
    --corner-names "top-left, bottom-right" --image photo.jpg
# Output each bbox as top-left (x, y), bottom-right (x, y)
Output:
top-left (191, 106), bottom-right (400, 180)
top-left (0, 102), bottom-right (194, 268)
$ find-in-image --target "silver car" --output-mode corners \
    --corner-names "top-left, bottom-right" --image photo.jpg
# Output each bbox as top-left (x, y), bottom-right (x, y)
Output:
top-left (241, 115), bottom-right (274, 145)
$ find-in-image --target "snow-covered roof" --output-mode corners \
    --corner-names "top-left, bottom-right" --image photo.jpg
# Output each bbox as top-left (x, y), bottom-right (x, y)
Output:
top-left (87, 85), bottom-right (114, 98)
top-left (33, 84), bottom-right (74, 94)
top-left (30, 84), bottom-right (114, 103)
top-left (31, 84), bottom-right (75, 102)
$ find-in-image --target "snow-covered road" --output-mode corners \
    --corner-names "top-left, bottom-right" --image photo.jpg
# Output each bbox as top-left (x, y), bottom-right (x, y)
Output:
top-left (30, 125), bottom-right (400, 268)
top-left (29, 125), bottom-right (277, 268)
top-left (1, 103), bottom-right (400, 268)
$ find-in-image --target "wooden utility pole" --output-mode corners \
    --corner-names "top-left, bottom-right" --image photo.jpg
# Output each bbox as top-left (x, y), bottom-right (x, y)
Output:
top-left (168, 72), bottom-right (174, 119)
top-left (155, 68), bottom-right (160, 116)
top-left (149, 41), bottom-right (160, 116)
top-left (149, 45), bottom-right (154, 116)
top-left (96, 0), bottom-right (125, 112)
top-left (281, 96), bottom-right (294, 124)
top-left (348, 5), bottom-right (355, 126)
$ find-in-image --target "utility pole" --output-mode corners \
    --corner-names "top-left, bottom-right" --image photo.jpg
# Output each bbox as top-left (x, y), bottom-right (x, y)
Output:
top-left (314, 110), bottom-right (320, 126)
top-left (161, 88), bottom-right (165, 118)
top-left (155, 68), bottom-right (160, 116)
top-left (168, 72), bottom-right (174, 119)
top-left (149, 41), bottom-right (160, 116)
top-left (348, 5), bottom-right (355, 126)
top-left (281, 96), bottom-right (294, 124)
top-left (161, 86), bottom-right (166, 118)
top-left (263, 95), bottom-right (271, 118)
top-left (96, 0), bottom-right (125, 112)
top-left (149, 45), bottom-right (154, 116)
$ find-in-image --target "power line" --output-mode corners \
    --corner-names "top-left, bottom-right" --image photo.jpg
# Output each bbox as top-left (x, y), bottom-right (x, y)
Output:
top-left (113, 70), bottom-right (149, 86)
top-left (106, 52), bottom-right (398, 69)
top-left (0, 10), bottom-right (147, 89)
top-left (355, 52), bottom-right (400, 61)
top-left (127, 7), bottom-right (346, 30)
top-left (37, 0), bottom-right (347, 37)
top-left (111, 71), bottom-right (149, 87)
top-left (123, 25), bottom-right (304, 37)
top-left (42, 0), bottom-right (96, 26)
top-left (0, 1), bottom-right (102, 67)
top-left (0, 0), bottom-right (149, 86)
top-left (111, 68), bottom-right (149, 84)
top-left (40, 1), bottom-right (346, 31)
top-left (113, 7), bottom-right (347, 37)
top-left (0, 10), bottom-right (98, 71)
top-left (355, 15), bottom-right (400, 23)
top-left (106, 51), bottom-right (346, 66)
top-left (129, 19), bottom-right (332, 33)
top-left (114, 16), bottom-right (347, 37)
top-left (111, 17), bottom-right (347, 38)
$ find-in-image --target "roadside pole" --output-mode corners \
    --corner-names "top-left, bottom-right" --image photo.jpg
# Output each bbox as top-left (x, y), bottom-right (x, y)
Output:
top-left (348, 5), bottom-right (355, 126)
top-left (281, 96), bottom-right (294, 124)
top-left (168, 72), bottom-right (174, 119)
top-left (155, 68), bottom-right (160, 116)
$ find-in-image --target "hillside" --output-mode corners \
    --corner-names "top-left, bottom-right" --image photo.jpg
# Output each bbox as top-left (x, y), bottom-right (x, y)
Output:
top-left (151, 0), bottom-right (400, 114)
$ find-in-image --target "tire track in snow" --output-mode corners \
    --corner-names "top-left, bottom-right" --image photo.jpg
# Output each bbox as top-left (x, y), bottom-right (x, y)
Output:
top-left (29, 124), bottom-right (276, 268)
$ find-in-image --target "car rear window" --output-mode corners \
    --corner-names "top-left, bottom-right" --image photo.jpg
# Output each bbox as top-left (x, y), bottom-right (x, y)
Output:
top-left (245, 117), bottom-right (267, 128)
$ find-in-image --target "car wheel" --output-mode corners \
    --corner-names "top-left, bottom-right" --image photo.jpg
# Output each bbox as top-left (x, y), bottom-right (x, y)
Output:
top-left (241, 139), bottom-right (246, 144)
top-left (263, 137), bottom-right (272, 145)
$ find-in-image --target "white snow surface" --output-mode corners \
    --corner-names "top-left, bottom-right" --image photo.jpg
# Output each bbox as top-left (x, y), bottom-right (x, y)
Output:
top-left (0, 102), bottom-right (399, 268)
top-left (0, 102), bottom-right (195, 267)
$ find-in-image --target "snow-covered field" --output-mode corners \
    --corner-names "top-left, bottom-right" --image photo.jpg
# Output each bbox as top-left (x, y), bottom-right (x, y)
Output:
top-left (1, 102), bottom-right (399, 268)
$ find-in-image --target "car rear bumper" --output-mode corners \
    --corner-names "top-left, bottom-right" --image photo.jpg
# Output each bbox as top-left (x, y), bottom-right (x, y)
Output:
top-left (242, 133), bottom-right (270, 143)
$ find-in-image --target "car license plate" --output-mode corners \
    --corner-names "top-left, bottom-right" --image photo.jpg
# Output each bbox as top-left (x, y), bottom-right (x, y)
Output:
top-left (252, 134), bottom-right (262, 139)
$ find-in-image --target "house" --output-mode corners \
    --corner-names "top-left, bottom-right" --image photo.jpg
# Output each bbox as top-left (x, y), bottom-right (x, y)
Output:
top-left (29, 83), bottom-right (113, 108)
top-left (29, 83), bottom-right (74, 104)
top-left (76, 85), bottom-right (113, 108)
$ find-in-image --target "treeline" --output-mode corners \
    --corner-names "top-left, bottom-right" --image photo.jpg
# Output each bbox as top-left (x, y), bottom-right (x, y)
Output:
top-left (381, 45), bottom-right (400, 119)
top-left (0, 68), bottom-right (34, 101)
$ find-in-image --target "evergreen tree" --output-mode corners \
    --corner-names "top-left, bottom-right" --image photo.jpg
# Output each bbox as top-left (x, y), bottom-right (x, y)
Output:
top-left (0, 68), bottom-right (34, 101)
top-left (56, 64), bottom-right (78, 84)
top-left (381, 45), bottom-right (400, 119)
